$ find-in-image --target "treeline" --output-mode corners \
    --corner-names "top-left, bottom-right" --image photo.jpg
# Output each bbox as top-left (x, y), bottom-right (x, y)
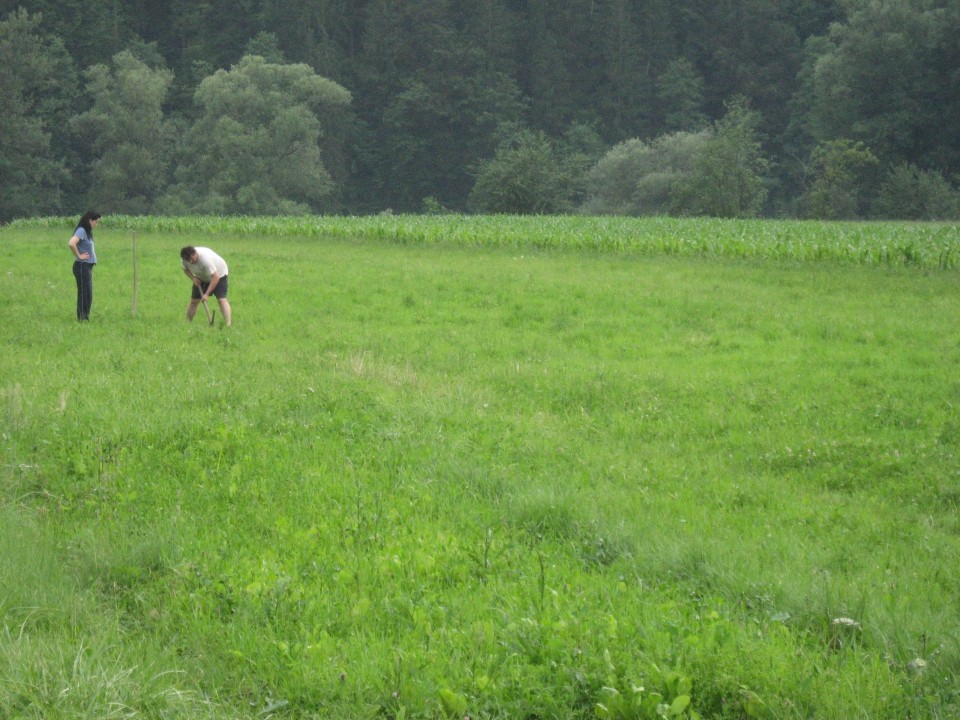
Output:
top-left (2, 0), bottom-right (959, 222)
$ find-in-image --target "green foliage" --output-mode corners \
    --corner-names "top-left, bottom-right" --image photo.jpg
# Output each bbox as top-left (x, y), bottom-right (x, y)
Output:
top-left (2, 2), bottom-right (959, 217)
top-left (586, 101), bottom-right (770, 220)
top-left (439, 687), bottom-right (468, 717)
top-left (18, 213), bottom-right (958, 269)
top-left (557, 122), bottom-right (609, 207)
top-left (70, 51), bottom-right (175, 214)
top-left (583, 139), bottom-right (649, 215)
top-left (596, 662), bottom-right (697, 720)
top-left (683, 97), bottom-right (770, 218)
top-left (351, 1), bottom-right (527, 211)
top-left (244, 31), bottom-right (285, 63)
top-left (583, 131), bottom-right (711, 216)
top-left (656, 58), bottom-right (707, 133)
top-left (873, 163), bottom-right (959, 221)
top-left (0, 8), bottom-right (73, 222)
top-left (681, 0), bottom-right (805, 143)
top-left (797, 139), bottom-right (879, 220)
top-left (469, 130), bottom-right (575, 214)
top-left (595, 0), bottom-right (659, 139)
top-left (522, 0), bottom-right (608, 137)
top-left (804, 0), bottom-right (960, 173)
top-left (375, 64), bottom-right (525, 211)
top-left (165, 55), bottom-right (350, 215)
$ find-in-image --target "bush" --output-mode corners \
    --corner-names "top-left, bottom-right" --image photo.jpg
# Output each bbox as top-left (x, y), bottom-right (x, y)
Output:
top-left (796, 140), bottom-right (879, 220)
top-left (468, 130), bottom-right (574, 214)
top-left (582, 131), bottom-right (710, 216)
top-left (872, 163), bottom-right (958, 220)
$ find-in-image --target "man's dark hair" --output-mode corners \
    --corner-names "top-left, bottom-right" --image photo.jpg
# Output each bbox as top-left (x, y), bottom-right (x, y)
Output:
top-left (180, 246), bottom-right (197, 261)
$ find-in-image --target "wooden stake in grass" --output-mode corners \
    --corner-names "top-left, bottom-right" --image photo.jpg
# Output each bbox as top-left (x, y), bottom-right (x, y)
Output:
top-left (131, 231), bottom-right (139, 317)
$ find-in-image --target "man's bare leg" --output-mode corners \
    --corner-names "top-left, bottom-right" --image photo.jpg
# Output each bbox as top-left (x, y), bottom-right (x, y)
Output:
top-left (217, 298), bottom-right (232, 326)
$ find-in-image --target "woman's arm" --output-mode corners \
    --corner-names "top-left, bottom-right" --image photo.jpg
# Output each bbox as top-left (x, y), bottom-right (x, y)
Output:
top-left (68, 235), bottom-right (89, 260)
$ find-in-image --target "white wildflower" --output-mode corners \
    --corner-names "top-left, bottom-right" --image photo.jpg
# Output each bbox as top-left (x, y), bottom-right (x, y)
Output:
top-left (831, 617), bottom-right (861, 629)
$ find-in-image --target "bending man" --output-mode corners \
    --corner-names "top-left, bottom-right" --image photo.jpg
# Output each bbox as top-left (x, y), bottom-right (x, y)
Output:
top-left (181, 245), bottom-right (232, 327)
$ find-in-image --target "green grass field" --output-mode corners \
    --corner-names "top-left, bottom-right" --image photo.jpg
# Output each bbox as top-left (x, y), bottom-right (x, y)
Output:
top-left (2, 217), bottom-right (959, 719)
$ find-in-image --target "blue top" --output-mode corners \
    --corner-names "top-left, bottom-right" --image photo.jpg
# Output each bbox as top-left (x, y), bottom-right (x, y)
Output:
top-left (74, 226), bottom-right (96, 264)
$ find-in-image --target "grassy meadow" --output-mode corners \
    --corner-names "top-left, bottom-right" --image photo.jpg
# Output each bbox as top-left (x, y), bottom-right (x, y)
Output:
top-left (1, 216), bottom-right (959, 719)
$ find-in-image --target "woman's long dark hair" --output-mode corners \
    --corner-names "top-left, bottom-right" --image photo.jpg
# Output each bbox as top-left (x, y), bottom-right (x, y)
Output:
top-left (77, 210), bottom-right (101, 234)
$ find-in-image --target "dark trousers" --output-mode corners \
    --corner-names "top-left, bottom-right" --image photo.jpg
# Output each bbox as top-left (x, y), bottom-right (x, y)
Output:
top-left (73, 261), bottom-right (94, 320)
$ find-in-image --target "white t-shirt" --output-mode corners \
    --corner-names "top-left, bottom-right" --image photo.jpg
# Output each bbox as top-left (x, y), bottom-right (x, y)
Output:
top-left (183, 247), bottom-right (228, 281)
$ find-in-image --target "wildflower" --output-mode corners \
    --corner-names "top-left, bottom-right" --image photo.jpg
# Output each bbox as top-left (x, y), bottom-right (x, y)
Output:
top-left (828, 617), bottom-right (863, 649)
top-left (831, 617), bottom-right (861, 629)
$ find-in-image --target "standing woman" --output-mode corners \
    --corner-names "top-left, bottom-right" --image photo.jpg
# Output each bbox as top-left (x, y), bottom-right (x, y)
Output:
top-left (67, 211), bottom-right (101, 321)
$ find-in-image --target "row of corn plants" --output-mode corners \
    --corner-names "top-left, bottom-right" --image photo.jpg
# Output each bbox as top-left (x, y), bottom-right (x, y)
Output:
top-left (11, 214), bottom-right (960, 269)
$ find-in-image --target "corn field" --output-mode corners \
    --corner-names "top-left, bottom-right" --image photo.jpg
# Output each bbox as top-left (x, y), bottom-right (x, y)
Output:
top-left (13, 214), bottom-right (960, 269)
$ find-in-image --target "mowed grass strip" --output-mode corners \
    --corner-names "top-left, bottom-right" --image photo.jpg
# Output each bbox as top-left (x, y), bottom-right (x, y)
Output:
top-left (1, 223), bottom-right (959, 719)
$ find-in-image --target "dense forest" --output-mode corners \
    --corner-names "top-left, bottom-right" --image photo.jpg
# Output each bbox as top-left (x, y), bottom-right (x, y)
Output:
top-left (2, 0), bottom-right (959, 221)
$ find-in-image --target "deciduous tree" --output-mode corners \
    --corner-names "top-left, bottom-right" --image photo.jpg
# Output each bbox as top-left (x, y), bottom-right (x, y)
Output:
top-left (0, 8), bottom-right (73, 221)
top-left (357, 0), bottom-right (524, 211)
top-left (70, 50), bottom-right (174, 214)
top-left (874, 163), bottom-right (958, 221)
top-left (656, 58), bottom-right (707, 133)
top-left (685, 97), bottom-right (769, 217)
top-left (583, 130), bottom-right (710, 216)
top-left (796, 139), bottom-right (878, 220)
top-left (469, 130), bottom-right (573, 214)
top-left (166, 55), bottom-right (351, 215)
top-left (805, 0), bottom-right (960, 177)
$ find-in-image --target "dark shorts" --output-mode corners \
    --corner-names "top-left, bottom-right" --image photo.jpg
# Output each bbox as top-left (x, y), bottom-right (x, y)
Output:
top-left (192, 275), bottom-right (229, 299)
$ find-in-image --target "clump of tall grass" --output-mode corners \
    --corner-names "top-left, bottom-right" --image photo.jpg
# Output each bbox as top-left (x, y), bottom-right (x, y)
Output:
top-left (0, 508), bottom-right (224, 719)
